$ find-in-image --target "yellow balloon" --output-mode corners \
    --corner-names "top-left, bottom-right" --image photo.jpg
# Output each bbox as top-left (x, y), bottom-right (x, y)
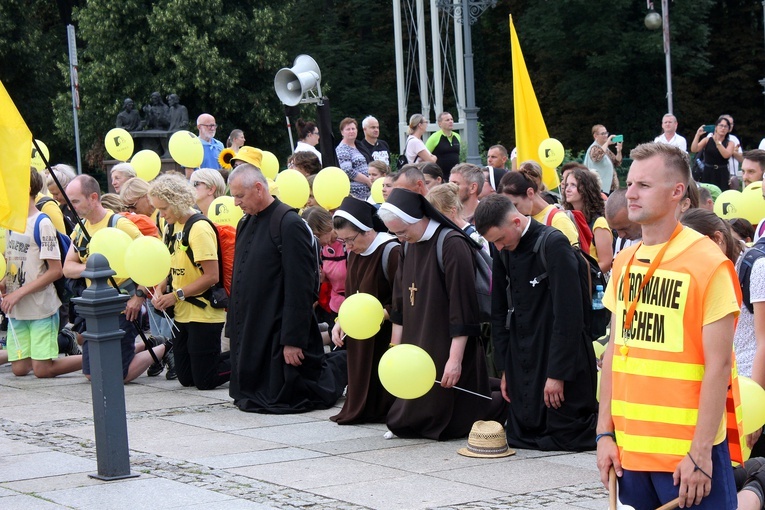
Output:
top-left (275, 169), bottom-right (310, 208)
top-left (260, 150), bottom-right (279, 179)
top-left (538, 138), bottom-right (565, 168)
top-left (267, 178), bottom-right (280, 198)
top-left (169, 130), bottom-right (204, 168)
top-left (208, 196), bottom-right (244, 227)
top-left (314, 167), bottom-right (351, 210)
top-left (739, 184), bottom-right (765, 225)
top-left (131, 150), bottom-right (162, 182)
top-left (337, 293), bottom-right (385, 340)
top-left (592, 341), bottom-right (606, 359)
top-left (0, 253), bottom-right (6, 278)
top-left (0, 229), bottom-right (6, 256)
top-left (89, 227), bottom-right (133, 278)
top-left (104, 128), bottom-right (134, 162)
top-left (124, 237), bottom-right (171, 287)
top-left (714, 190), bottom-right (743, 220)
top-left (378, 344), bottom-right (437, 399)
top-left (370, 178), bottom-right (385, 204)
top-left (596, 371), bottom-right (601, 402)
top-left (31, 139), bottom-right (50, 170)
top-left (739, 376), bottom-right (765, 435)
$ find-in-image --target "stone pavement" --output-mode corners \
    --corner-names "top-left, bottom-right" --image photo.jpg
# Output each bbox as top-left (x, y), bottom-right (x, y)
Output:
top-left (0, 361), bottom-right (609, 509)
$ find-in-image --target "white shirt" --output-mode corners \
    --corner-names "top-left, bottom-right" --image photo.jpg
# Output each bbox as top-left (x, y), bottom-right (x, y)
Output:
top-left (653, 133), bottom-right (687, 153)
top-left (295, 141), bottom-right (322, 163)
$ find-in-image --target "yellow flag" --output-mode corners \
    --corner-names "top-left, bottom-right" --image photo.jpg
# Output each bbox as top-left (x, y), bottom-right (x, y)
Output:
top-left (510, 15), bottom-right (560, 190)
top-left (0, 80), bottom-right (32, 232)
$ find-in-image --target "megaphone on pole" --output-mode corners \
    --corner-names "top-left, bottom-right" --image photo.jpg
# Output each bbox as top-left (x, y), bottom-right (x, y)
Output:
top-left (274, 55), bottom-right (322, 106)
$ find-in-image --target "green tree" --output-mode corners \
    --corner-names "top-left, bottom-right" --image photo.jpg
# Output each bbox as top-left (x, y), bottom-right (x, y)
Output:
top-left (55, 0), bottom-right (291, 170)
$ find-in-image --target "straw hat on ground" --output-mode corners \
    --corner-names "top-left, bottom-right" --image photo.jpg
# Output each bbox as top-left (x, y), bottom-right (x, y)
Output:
top-left (457, 421), bottom-right (516, 458)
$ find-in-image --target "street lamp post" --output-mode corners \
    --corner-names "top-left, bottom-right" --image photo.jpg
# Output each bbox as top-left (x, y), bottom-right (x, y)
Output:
top-left (436, 0), bottom-right (497, 165)
top-left (645, 0), bottom-right (673, 114)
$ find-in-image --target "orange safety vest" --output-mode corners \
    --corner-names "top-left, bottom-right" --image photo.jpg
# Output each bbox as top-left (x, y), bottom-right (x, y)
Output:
top-left (609, 232), bottom-right (743, 472)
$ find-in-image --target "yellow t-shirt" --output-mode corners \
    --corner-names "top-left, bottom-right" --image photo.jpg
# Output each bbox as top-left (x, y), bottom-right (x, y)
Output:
top-left (36, 194), bottom-right (67, 235)
top-left (168, 219), bottom-right (225, 324)
top-left (589, 215), bottom-right (613, 263)
top-left (533, 205), bottom-right (579, 247)
top-left (71, 211), bottom-right (142, 287)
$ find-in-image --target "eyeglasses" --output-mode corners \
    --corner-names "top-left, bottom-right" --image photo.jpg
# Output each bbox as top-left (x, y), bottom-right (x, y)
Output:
top-left (598, 132), bottom-right (609, 136)
top-left (125, 203), bottom-right (138, 211)
top-left (200, 124), bottom-right (217, 129)
top-left (312, 131), bottom-right (319, 135)
top-left (192, 181), bottom-right (207, 188)
top-left (337, 232), bottom-right (361, 245)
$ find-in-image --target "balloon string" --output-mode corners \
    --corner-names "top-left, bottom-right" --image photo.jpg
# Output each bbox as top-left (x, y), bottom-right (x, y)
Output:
top-left (148, 286), bottom-right (178, 336)
top-left (434, 380), bottom-right (492, 400)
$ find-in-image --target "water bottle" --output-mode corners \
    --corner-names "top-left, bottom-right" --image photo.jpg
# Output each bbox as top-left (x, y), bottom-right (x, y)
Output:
top-left (592, 285), bottom-right (605, 310)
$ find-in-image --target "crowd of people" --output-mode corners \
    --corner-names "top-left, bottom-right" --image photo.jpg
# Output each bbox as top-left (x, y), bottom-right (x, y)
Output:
top-left (6, 109), bottom-right (765, 510)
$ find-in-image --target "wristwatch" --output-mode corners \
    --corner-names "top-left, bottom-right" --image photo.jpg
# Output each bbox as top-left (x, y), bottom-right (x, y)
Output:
top-left (135, 288), bottom-right (146, 299)
top-left (175, 289), bottom-right (185, 301)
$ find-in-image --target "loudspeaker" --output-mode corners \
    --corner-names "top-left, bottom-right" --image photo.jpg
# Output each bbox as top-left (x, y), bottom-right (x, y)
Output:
top-left (274, 55), bottom-right (321, 106)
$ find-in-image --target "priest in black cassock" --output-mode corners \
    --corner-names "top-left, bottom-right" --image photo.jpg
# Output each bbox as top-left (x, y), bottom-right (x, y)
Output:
top-left (475, 195), bottom-right (598, 451)
top-left (377, 189), bottom-right (506, 440)
top-left (226, 164), bottom-right (346, 414)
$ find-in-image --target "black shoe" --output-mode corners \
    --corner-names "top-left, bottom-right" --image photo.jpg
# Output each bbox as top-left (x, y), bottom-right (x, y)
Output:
top-left (164, 348), bottom-right (177, 380)
top-left (145, 335), bottom-right (167, 377)
top-left (60, 328), bottom-right (81, 356)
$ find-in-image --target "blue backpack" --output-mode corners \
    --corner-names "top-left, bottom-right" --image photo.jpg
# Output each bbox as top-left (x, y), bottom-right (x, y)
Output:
top-left (33, 213), bottom-right (72, 301)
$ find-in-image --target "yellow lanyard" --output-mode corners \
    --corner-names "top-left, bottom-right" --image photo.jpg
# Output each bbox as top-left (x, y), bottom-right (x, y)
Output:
top-left (619, 222), bottom-right (683, 358)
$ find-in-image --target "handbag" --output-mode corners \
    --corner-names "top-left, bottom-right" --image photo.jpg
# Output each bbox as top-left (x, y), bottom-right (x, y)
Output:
top-left (397, 137), bottom-right (412, 170)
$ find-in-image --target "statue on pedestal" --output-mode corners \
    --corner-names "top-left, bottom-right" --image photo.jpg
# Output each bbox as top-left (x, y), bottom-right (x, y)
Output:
top-left (142, 92), bottom-right (170, 131)
top-left (115, 98), bottom-right (142, 132)
top-left (167, 94), bottom-right (189, 132)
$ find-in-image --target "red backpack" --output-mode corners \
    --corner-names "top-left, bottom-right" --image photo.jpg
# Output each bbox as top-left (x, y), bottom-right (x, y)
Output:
top-left (547, 207), bottom-right (593, 254)
top-left (124, 212), bottom-right (160, 238)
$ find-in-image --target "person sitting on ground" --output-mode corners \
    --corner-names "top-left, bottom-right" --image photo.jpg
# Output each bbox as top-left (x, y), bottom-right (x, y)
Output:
top-left (149, 173), bottom-right (231, 390)
top-left (0, 168), bottom-right (82, 378)
top-left (190, 168), bottom-right (226, 217)
top-left (63, 174), bottom-right (168, 383)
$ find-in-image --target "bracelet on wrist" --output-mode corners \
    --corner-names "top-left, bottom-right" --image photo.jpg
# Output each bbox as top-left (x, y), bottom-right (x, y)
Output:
top-left (596, 432), bottom-right (616, 444)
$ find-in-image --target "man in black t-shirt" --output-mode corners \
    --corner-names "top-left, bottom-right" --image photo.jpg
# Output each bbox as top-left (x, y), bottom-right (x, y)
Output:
top-left (357, 115), bottom-right (391, 165)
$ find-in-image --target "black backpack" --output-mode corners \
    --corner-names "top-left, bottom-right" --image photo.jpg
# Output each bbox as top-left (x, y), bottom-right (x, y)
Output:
top-left (533, 228), bottom-right (610, 340)
top-left (738, 236), bottom-right (765, 313)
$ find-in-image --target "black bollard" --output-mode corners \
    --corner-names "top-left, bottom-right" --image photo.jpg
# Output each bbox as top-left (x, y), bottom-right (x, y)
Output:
top-left (73, 254), bottom-right (139, 481)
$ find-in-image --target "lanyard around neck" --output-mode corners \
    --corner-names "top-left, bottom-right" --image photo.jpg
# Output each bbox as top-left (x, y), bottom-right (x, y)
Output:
top-left (621, 222), bottom-right (683, 333)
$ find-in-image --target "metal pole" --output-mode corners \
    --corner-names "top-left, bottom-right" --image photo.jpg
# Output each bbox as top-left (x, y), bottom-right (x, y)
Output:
top-left (393, 0), bottom-right (408, 151)
top-left (416, 0), bottom-right (430, 119)
top-left (662, 0), bottom-right (673, 114)
top-left (430, 0), bottom-right (444, 118)
top-left (67, 25), bottom-right (83, 174)
top-left (461, 0), bottom-right (481, 165)
top-left (454, 0), bottom-right (466, 125)
top-left (74, 254), bottom-right (138, 481)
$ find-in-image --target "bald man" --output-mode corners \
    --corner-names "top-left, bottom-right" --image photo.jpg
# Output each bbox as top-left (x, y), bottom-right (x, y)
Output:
top-left (197, 113), bottom-right (223, 170)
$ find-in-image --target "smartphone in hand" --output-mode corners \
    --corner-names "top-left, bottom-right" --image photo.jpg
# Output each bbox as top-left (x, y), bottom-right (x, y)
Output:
top-left (703, 125), bottom-right (715, 133)
top-left (612, 135), bottom-right (623, 143)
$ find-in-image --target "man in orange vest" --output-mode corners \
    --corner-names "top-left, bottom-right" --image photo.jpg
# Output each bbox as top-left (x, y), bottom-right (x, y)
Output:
top-left (596, 142), bottom-right (741, 509)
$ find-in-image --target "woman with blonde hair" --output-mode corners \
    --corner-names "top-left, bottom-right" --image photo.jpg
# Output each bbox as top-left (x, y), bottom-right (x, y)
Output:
top-left (149, 173), bottom-right (230, 390)
top-left (120, 177), bottom-right (162, 229)
top-left (426, 182), bottom-right (488, 253)
top-left (190, 169), bottom-right (226, 216)
top-left (404, 114), bottom-right (437, 165)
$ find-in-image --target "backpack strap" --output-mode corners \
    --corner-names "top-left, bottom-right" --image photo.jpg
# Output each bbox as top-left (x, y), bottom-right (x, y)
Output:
top-left (435, 227), bottom-right (454, 273)
top-left (545, 207), bottom-right (558, 226)
top-left (531, 228), bottom-right (554, 287)
top-left (739, 237), bottom-right (765, 313)
top-left (270, 202), bottom-right (297, 253)
top-left (108, 212), bottom-right (125, 228)
top-left (35, 196), bottom-right (56, 211)
top-left (33, 213), bottom-right (47, 248)
top-left (381, 241), bottom-right (398, 283)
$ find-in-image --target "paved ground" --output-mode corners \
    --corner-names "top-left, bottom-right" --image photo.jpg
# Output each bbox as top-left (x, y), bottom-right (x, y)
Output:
top-left (0, 354), bottom-right (609, 510)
